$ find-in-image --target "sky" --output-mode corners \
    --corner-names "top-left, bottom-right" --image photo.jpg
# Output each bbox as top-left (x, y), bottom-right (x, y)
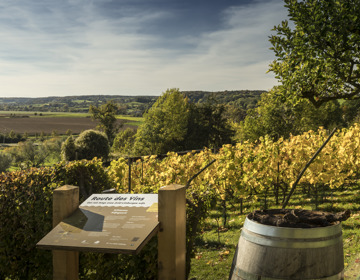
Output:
top-left (0, 0), bottom-right (289, 98)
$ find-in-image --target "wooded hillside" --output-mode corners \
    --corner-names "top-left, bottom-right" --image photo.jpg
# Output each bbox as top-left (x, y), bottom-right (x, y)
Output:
top-left (0, 90), bottom-right (264, 116)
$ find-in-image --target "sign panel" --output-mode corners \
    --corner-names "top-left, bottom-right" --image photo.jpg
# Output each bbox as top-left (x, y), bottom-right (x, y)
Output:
top-left (37, 194), bottom-right (159, 254)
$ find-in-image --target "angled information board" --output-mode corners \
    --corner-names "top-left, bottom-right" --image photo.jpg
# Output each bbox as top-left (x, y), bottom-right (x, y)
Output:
top-left (37, 193), bottom-right (159, 254)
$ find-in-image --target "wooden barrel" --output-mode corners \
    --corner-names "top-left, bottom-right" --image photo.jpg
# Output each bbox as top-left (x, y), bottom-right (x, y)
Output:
top-left (229, 217), bottom-right (344, 280)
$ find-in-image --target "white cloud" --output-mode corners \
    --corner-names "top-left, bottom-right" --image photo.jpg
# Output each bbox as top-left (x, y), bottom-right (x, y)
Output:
top-left (0, 0), bottom-right (287, 97)
top-left (131, 0), bottom-right (287, 92)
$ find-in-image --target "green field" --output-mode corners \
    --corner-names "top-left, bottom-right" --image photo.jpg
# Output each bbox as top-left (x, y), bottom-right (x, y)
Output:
top-left (0, 111), bottom-right (88, 117)
top-left (117, 115), bottom-right (144, 126)
top-left (0, 111), bottom-right (144, 125)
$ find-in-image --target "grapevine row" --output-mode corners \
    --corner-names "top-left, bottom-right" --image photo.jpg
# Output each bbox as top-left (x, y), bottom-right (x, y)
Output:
top-left (109, 124), bottom-right (360, 208)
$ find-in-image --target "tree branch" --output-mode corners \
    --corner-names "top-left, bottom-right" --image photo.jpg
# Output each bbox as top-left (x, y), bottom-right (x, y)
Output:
top-left (282, 127), bottom-right (337, 209)
top-left (185, 159), bottom-right (216, 189)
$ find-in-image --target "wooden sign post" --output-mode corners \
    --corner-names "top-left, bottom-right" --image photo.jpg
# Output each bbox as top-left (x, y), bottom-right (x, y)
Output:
top-left (158, 184), bottom-right (186, 280)
top-left (52, 185), bottom-right (79, 280)
top-left (38, 184), bottom-right (186, 280)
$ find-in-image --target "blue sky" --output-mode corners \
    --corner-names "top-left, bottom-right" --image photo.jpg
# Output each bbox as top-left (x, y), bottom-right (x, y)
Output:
top-left (0, 0), bottom-right (288, 97)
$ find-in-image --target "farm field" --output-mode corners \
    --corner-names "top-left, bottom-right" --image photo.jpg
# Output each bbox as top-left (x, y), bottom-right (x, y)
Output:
top-left (0, 111), bottom-right (145, 122)
top-left (0, 116), bottom-right (98, 135)
top-left (0, 112), bottom-right (141, 135)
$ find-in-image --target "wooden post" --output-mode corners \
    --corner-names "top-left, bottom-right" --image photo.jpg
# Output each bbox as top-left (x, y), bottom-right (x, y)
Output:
top-left (158, 184), bottom-right (186, 280)
top-left (52, 185), bottom-right (79, 280)
top-left (128, 158), bottom-right (132, 193)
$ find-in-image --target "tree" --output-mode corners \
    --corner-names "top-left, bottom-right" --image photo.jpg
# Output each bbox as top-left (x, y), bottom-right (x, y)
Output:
top-left (51, 130), bottom-right (58, 137)
top-left (112, 128), bottom-right (136, 155)
top-left (89, 101), bottom-right (121, 145)
top-left (0, 152), bottom-right (12, 172)
top-left (61, 135), bottom-right (76, 161)
top-left (134, 89), bottom-right (190, 155)
top-left (342, 99), bottom-right (360, 126)
top-left (223, 104), bottom-right (248, 123)
top-left (74, 129), bottom-right (110, 161)
top-left (237, 87), bottom-right (343, 142)
top-left (269, 0), bottom-right (360, 107)
top-left (185, 100), bottom-right (235, 150)
top-left (43, 137), bottom-right (62, 163)
top-left (4, 138), bottom-right (62, 169)
top-left (8, 130), bottom-right (16, 141)
top-left (6, 140), bottom-right (48, 169)
top-left (61, 130), bottom-right (110, 161)
top-left (39, 131), bottom-right (46, 141)
top-left (134, 89), bottom-right (236, 155)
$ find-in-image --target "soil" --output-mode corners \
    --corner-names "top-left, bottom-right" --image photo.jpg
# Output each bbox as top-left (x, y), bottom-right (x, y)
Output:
top-left (0, 117), bottom-right (132, 135)
top-left (248, 209), bottom-right (351, 228)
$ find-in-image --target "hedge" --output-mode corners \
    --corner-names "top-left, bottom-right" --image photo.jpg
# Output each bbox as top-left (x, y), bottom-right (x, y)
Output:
top-left (0, 159), bottom-right (159, 279)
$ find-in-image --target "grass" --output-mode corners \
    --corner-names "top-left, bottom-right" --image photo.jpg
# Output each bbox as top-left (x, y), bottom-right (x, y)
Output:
top-left (0, 111), bottom-right (143, 122)
top-left (188, 184), bottom-right (360, 279)
top-left (34, 112), bottom-right (90, 118)
top-left (0, 111), bottom-right (90, 117)
top-left (0, 111), bottom-right (143, 129)
top-left (117, 115), bottom-right (144, 126)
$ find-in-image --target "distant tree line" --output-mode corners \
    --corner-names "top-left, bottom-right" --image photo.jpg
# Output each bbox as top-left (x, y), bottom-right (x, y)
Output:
top-left (3, 83), bottom-right (360, 173)
top-left (0, 89), bottom-right (246, 171)
top-left (0, 90), bottom-right (263, 118)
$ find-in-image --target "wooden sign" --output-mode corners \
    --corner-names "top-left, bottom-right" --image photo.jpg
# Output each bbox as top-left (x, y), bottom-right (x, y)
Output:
top-left (37, 194), bottom-right (159, 254)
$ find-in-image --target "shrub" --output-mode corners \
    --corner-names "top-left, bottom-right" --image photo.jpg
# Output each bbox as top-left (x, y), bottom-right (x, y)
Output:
top-left (0, 159), bottom-right (114, 279)
top-left (5, 140), bottom-right (49, 169)
top-left (112, 128), bottom-right (136, 155)
top-left (0, 152), bottom-right (12, 172)
top-left (61, 135), bottom-right (76, 161)
top-left (53, 158), bottom-right (114, 200)
top-left (0, 167), bottom-right (55, 279)
top-left (75, 129), bottom-right (110, 161)
top-left (0, 158), bottom-right (159, 279)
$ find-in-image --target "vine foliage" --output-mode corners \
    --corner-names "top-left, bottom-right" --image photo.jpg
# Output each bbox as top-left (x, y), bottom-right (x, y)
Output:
top-left (2, 124), bottom-right (360, 278)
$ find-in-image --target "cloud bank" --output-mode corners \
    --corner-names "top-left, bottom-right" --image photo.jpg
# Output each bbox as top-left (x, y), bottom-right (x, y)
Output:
top-left (0, 0), bottom-right (287, 97)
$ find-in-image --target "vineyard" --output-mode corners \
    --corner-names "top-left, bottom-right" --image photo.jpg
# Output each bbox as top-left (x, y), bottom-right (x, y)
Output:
top-left (109, 124), bottom-right (360, 209)
top-left (1, 124), bottom-right (360, 278)
top-left (107, 124), bottom-right (360, 278)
